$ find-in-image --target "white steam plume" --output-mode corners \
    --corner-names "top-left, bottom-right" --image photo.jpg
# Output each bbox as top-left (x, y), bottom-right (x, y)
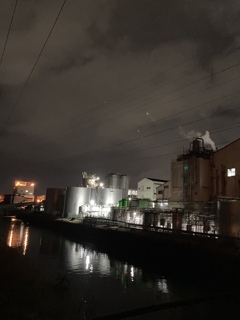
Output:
top-left (179, 127), bottom-right (217, 151)
top-left (200, 130), bottom-right (216, 151)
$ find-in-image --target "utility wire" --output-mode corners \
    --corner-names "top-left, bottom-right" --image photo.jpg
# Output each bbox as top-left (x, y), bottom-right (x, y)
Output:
top-left (82, 60), bottom-right (240, 133)
top-left (82, 66), bottom-right (240, 148)
top-left (1, 0), bottom-right (67, 131)
top-left (0, 0), bottom-right (19, 68)
top-left (72, 48), bottom-right (235, 126)
top-left (66, 99), bottom-right (240, 160)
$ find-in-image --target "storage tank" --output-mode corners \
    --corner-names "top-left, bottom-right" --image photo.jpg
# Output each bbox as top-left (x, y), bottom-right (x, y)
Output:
top-left (63, 187), bottom-right (91, 217)
top-left (45, 188), bottom-right (66, 214)
top-left (95, 188), bottom-right (122, 206)
top-left (106, 173), bottom-right (119, 189)
top-left (217, 200), bottom-right (240, 237)
top-left (119, 175), bottom-right (129, 199)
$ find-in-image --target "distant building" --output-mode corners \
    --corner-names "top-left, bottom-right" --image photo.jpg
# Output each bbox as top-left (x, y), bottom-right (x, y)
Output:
top-left (137, 178), bottom-right (168, 201)
top-left (13, 180), bottom-right (35, 203)
top-left (156, 181), bottom-right (171, 201)
top-left (128, 189), bottom-right (138, 199)
top-left (35, 195), bottom-right (46, 203)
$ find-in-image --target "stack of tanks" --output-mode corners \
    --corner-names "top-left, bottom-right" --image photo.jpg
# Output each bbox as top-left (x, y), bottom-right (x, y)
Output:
top-left (45, 172), bottom-right (129, 218)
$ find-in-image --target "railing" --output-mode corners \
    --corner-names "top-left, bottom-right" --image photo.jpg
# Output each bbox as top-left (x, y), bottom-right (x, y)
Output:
top-left (82, 217), bottom-right (240, 242)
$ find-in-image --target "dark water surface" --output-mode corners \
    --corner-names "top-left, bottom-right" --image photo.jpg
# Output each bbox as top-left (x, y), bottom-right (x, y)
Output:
top-left (0, 216), bottom-right (238, 319)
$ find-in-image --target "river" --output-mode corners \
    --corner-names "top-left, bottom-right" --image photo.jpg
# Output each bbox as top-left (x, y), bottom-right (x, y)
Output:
top-left (0, 216), bottom-right (238, 319)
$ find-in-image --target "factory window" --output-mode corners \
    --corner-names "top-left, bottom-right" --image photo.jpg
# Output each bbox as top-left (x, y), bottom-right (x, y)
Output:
top-left (227, 168), bottom-right (236, 177)
top-left (184, 165), bottom-right (188, 171)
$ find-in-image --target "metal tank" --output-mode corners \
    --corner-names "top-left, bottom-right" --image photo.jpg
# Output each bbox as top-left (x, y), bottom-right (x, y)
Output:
top-left (191, 138), bottom-right (204, 153)
top-left (45, 188), bottom-right (66, 214)
top-left (217, 200), bottom-right (240, 237)
top-left (63, 187), bottom-right (91, 217)
top-left (95, 188), bottom-right (122, 206)
top-left (106, 173), bottom-right (119, 189)
top-left (119, 175), bottom-right (129, 199)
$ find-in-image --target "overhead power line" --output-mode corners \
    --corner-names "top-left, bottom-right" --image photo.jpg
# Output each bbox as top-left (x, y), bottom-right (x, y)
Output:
top-left (0, 0), bottom-right (19, 68)
top-left (1, 0), bottom-right (67, 131)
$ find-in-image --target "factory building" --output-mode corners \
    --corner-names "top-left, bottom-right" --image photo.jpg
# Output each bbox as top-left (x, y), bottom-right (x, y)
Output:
top-left (170, 138), bottom-right (214, 204)
top-left (13, 180), bottom-right (35, 203)
top-left (212, 138), bottom-right (240, 199)
top-left (137, 178), bottom-right (168, 201)
top-left (156, 181), bottom-right (171, 201)
top-left (168, 137), bottom-right (240, 210)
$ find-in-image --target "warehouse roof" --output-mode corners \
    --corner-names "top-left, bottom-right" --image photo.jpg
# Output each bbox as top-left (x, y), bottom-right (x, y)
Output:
top-left (146, 178), bottom-right (169, 183)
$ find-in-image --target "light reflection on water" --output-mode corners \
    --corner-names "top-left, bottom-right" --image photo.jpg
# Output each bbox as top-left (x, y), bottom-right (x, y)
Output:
top-left (0, 216), bottom-right (223, 318)
top-left (0, 217), bottom-right (173, 317)
top-left (6, 218), bottom-right (29, 255)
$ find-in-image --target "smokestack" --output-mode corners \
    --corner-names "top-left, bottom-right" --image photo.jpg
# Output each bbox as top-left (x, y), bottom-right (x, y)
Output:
top-left (179, 127), bottom-right (217, 151)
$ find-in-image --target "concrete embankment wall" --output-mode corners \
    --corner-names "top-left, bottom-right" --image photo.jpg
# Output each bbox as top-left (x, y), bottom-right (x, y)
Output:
top-left (15, 212), bottom-right (240, 280)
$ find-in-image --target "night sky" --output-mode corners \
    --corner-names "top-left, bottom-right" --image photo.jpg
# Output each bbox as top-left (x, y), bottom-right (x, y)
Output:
top-left (0, 0), bottom-right (240, 194)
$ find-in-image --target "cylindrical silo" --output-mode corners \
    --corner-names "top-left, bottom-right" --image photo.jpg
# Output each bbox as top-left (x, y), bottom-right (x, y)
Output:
top-left (111, 188), bottom-right (122, 205)
top-left (95, 188), bottom-right (108, 205)
top-left (95, 188), bottom-right (122, 206)
top-left (106, 173), bottom-right (119, 189)
top-left (45, 188), bottom-right (66, 214)
top-left (63, 187), bottom-right (91, 217)
top-left (119, 175), bottom-right (129, 199)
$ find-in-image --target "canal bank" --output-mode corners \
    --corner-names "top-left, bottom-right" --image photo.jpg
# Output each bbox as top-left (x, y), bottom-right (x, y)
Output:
top-left (15, 211), bottom-right (240, 282)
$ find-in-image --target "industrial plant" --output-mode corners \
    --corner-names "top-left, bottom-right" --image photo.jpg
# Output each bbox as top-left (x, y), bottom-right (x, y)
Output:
top-left (45, 172), bottom-right (129, 218)
top-left (2, 137), bottom-right (239, 239)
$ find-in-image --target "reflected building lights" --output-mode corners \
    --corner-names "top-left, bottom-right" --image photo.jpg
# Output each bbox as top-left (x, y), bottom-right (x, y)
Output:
top-left (130, 266), bottom-right (134, 281)
top-left (6, 219), bottom-right (29, 255)
top-left (157, 278), bottom-right (169, 293)
top-left (8, 229), bottom-right (13, 247)
top-left (86, 255), bottom-right (90, 270)
top-left (23, 227), bottom-right (29, 255)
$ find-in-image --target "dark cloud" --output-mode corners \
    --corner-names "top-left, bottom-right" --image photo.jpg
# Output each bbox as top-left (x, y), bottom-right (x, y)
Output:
top-left (89, 0), bottom-right (239, 63)
top-left (0, 0), bottom-right (239, 194)
top-left (48, 54), bottom-right (93, 75)
top-left (211, 104), bottom-right (240, 120)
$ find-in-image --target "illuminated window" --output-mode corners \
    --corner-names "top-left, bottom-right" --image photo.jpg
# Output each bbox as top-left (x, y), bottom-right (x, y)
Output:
top-left (15, 181), bottom-right (26, 186)
top-left (227, 168), bottom-right (236, 177)
top-left (184, 165), bottom-right (188, 171)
